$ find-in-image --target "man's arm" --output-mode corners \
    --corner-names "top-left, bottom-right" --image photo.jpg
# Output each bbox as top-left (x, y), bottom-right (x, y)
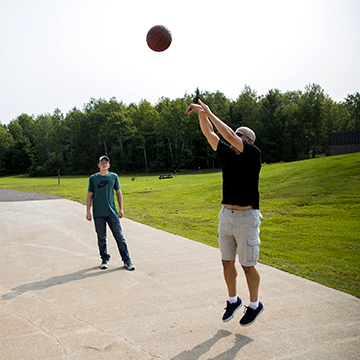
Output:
top-left (198, 111), bottom-right (219, 151)
top-left (115, 189), bottom-right (124, 218)
top-left (86, 191), bottom-right (93, 221)
top-left (198, 100), bottom-right (244, 153)
top-left (186, 103), bottom-right (219, 151)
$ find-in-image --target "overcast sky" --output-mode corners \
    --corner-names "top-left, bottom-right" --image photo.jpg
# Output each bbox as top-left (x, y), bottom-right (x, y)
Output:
top-left (1, 0), bottom-right (359, 125)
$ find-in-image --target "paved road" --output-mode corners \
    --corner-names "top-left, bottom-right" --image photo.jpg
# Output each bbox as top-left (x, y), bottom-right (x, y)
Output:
top-left (0, 191), bottom-right (359, 359)
top-left (0, 189), bottom-right (63, 202)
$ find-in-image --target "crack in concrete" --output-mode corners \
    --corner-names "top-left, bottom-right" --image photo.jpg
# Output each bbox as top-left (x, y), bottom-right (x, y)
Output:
top-left (1, 292), bottom-right (163, 359)
top-left (0, 304), bottom-right (68, 356)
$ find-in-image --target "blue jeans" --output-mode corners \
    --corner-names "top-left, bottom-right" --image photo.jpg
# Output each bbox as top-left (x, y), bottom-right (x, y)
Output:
top-left (94, 214), bottom-right (130, 262)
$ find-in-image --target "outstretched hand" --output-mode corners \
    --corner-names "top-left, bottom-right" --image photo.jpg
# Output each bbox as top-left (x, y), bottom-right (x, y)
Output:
top-left (185, 103), bottom-right (202, 115)
top-left (185, 100), bottom-right (212, 116)
top-left (198, 99), bottom-right (212, 116)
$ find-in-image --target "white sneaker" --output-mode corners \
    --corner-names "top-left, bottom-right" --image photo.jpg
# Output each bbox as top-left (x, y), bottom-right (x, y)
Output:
top-left (124, 259), bottom-right (135, 271)
top-left (100, 260), bottom-right (109, 269)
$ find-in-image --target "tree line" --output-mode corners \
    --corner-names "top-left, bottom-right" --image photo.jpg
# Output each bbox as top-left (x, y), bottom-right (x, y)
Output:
top-left (0, 84), bottom-right (358, 176)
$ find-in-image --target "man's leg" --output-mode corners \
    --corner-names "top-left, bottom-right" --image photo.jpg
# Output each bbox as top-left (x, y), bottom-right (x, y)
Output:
top-left (222, 260), bottom-right (238, 297)
top-left (93, 217), bottom-right (110, 265)
top-left (242, 265), bottom-right (260, 302)
top-left (218, 207), bottom-right (243, 321)
top-left (221, 259), bottom-right (242, 321)
top-left (240, 264), bottom-right (264, 326)
top-left (107, 214), bottom-right (131, 261)
top-left (107, 215), bottom-right (135, 270)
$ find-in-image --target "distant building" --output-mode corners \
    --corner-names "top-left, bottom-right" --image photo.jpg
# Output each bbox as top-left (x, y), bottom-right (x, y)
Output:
top-left (329, 130), bottom-right (360, 156)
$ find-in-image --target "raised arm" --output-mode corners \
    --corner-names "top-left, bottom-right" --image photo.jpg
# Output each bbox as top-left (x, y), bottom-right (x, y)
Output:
top-left (198, 99), bottom-right (244, 153)
top-left (186, 103), bottom-right (219, 151)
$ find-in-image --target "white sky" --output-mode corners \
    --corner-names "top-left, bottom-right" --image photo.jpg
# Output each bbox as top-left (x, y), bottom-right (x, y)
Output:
top-left (0, 0), bottom-right (359, 125)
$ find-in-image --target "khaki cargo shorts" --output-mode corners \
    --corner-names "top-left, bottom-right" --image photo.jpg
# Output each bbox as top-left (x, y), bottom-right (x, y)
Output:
top-left (218, 206), bottom-right (262, 266)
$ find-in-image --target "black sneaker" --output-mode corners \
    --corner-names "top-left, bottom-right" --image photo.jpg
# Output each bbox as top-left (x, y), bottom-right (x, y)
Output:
top-left (124, 259), bottom-right (135, 271)
top-left (222, 297), bottom-right (242, 322)
top-left (100, 260), bottom-right (109, 269)
top-left (239, 302), bottom-right (264, 326)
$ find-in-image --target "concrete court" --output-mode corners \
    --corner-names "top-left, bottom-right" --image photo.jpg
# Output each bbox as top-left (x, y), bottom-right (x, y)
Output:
top-left (0, 190), bottom-right (359, 360)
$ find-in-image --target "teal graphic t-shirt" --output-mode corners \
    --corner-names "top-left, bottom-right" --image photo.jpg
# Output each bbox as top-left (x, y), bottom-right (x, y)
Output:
top-left (88, 172), bottom-right (120, 217)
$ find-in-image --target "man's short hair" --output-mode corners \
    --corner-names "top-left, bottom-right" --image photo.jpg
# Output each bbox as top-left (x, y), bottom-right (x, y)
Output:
top-left (99, 155), bottom-right (110, 162)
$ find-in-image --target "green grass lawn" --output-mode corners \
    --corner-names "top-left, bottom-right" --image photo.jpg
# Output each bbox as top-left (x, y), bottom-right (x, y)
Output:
top-left (0, 152), bottom-right (359, 297)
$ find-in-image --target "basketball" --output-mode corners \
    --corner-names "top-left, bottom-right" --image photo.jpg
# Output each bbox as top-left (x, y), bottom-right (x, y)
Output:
top-left (146, 25), bottom-right (172, 52)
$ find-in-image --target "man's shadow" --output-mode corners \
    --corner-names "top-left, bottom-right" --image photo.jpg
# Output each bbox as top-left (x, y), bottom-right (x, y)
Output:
top-left (2, 266), bottom-right (123, 301)
top-left (170, 329), bottom-right (253, 360)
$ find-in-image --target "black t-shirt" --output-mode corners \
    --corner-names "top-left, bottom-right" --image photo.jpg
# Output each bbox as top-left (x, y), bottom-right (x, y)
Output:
top-left (216, 139), bottom-right (262, 209)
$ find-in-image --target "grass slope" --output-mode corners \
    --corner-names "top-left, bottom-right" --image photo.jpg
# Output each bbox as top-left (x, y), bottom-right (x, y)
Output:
top-left (259, 154), bottom-right (360, 297)
top-left (0, 153), bottom-right (359, 297)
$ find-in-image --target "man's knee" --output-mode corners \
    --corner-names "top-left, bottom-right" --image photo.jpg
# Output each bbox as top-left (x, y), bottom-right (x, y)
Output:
top-left (222, 260), bottom-right (237, 272)
top-left (241, 265), bottom-right (256, 274)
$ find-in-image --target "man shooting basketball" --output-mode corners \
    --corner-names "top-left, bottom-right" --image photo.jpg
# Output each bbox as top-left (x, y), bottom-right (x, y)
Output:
top-left (186, 99), bottom-right (264, 326)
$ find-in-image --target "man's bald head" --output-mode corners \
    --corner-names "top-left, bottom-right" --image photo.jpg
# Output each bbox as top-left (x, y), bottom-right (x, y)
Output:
top-left (236, 126), bottom-right (256, 144)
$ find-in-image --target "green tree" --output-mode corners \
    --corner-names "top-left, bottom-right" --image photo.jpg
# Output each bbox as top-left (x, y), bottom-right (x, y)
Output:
top-left (156, 98), bottom-right (184, 171)
top-left (0, 124), bottom-right (14, 172)
top-left (230, 85), bottom-right (260, 131)
top-left (344, 92), bottom-right (360, 130)
top-left (193, 87), bottom-right (201, 103)
top-left (102, 106), bottom-right (136, 173)
top-left (257, 89), bottom-right (285, 163)
top-left (299, 84), bottom-right (326, 158)
top-left (322, 99), bottom-right (352, 155)
top-left (29, 110), bottom-right (67, 176)
top-left (10, 138), bottom-right (35, 174)
top-left (63, 108), bottom-right (93, 174)
top-left (6, 115), bottom-right (36, 174)
top-left (281, 90), bottom-right (305, 161)
top-left (52, 108), bottom-right (69, 166)
top-left (3, 86), bottom-right (355, 175)
top-left (128, 100), bottom-right (158, 172)
top-left (16, 113), bottom-right (36, 145)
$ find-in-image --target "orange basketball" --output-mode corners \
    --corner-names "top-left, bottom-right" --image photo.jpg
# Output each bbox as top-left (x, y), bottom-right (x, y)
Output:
top-left (146, 25), bottom-right (172, 52)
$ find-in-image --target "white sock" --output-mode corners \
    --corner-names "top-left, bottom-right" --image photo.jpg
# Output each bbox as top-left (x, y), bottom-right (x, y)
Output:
top-left (249, 300), bottom-right (259, 310)
top-left (229, 296), bottom-right (238, 304)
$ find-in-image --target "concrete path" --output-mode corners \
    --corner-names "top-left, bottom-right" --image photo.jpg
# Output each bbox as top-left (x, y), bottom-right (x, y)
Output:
top-left (0, 191), bottom-right (359, 359)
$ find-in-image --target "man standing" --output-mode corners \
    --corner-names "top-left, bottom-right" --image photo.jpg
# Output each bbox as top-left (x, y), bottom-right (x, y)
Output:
top-left (86, 155), bottom-right (135, 271)
top-left (186, 100), bottom-right (263, 326)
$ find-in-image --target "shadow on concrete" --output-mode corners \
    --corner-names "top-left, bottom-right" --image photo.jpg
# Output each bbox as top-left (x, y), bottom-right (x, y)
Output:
top-left (2, 266), bottom-right (124, 300)
top-left (0, 189), bottom-right (63, 202)
top-left (170, 329), bottom-right (253, 360)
